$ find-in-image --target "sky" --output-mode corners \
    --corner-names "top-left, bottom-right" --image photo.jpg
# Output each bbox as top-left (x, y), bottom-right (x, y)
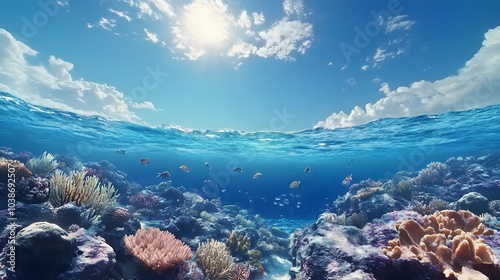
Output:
top-left (0, 0), bottom-right (499, 132)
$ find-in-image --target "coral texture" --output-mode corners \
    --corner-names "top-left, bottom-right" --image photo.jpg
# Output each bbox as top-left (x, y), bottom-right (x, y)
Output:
top-left (384, 210), bottom-right (495, 279)
top-left (123, 228), bottom-right (192, 273)
top-left (196, 239), bottom-right (236, 280)
top-left (50, 170), bottom-right (119, 213)
top-left (26, 151), bottom-right (59, 175)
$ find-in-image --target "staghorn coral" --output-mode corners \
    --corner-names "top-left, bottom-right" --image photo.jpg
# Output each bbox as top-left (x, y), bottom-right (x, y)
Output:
top-left (0, 157), bottom-right (32, 182)
top-left (384, 210), bottom-right (495, 279)
top-left (226, 230), bottom-right (251, 255)
top-left (124, 228), bottom-right (192, 273)
top-left (50, 170), bottom-right (119, 214)
top-left (196, 239), bottom-right (236, 280)
top-left (26, 151), bottom-right (59, 175)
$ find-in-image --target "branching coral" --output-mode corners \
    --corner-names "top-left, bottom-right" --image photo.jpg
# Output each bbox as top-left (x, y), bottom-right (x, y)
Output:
top-left (50, 170), bottom-right (119, 213)
top-left (26, 151), bottom-right (59, 175)
top-left (124, 228), bottom-right (192, 273)
top-left (384, 210), bottom-right (495, 279)
top-left (226, 230), bottom-right (251, 255)
top-left (196, 239), bottom-right (236, 280)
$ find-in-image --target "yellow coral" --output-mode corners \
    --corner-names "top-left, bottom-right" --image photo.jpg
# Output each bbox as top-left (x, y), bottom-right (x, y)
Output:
top-left (196, 239), bottom-right (236, 280)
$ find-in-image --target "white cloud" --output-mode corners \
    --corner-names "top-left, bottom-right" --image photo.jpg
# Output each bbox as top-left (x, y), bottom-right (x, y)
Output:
top-left (341, 64), bottom-right (347, 70)
top-left (131, 101), bottom-right (158, 110)
top-left (97, 17), bottom-right (117, 31)
top-left (256, 19), bottom-right (313, 61)
top-left (283, 0), bottom-right (304, 16)
top-left (346, 77), bottom-right (356, 85)
top-left (109, 8), bottom-right (132, 21)
top-left (252, 12), bottom-right (265, 25)
top-left (0, 29), bottom-right (153, 122)
top-left (386, 15), bottom-right (415, 33)
top-left (328, 61), bottom-right (333, 66)
top-left (237, 11), bottom-right (252, 28)
top-left (144, 28), bottom-right (159, 43)
top-left (371, 47), bottom-right (396, 67)
top-left (361, 65), bottom-right (369, 71)
top-left (149, 0), bottom-right (176, 18)
top-left (379, 82), bottom-right (390, 94)
top-left (227, 40), bottom-right (257, 59)
top-left (315, 27), bottom-right (500, 129)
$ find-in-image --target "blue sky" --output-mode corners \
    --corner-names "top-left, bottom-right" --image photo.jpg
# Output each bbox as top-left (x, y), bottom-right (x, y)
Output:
top-left (0, 0), bottom-right (499, 131)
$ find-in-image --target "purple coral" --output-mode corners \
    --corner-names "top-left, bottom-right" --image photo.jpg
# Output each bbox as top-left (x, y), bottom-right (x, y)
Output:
top-left (129, 192), bottom-right (160, 209)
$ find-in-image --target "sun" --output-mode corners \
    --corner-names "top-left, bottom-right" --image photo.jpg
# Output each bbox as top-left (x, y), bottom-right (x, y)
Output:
top-left (183, 1), bottom-right (229, 48)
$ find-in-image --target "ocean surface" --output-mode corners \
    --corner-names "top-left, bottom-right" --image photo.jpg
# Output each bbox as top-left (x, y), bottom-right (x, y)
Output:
top-left (1, 91), bottom-right (499, 221)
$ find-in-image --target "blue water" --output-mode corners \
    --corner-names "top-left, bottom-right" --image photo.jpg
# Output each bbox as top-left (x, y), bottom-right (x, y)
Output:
top-left (1, 91), bottom-right (499, 219)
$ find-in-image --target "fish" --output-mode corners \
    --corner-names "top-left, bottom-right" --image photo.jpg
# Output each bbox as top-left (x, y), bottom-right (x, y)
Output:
top-left (253, 172), bottom-right (262, 179)
top-left (157, 171), bottom-right (171, 178)
top-left (304, 167), bottom-right (310, 172)
top-left (116, 149), bottom-right (127, 154)
top-left (289, 180), bottom-right (300, 189)
top-left (139, 158), bottom-right (150, 165)
top-left (342, 174), bottom-right (352, 186)
top-left (179, 165), bottom-right (189, 172)
top-left (204, 162), bottom-right (211, 169)
top-left (233, 167), bottom-right (243, 172)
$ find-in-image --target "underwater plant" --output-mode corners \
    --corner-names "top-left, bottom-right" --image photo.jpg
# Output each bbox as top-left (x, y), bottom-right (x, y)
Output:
top-left (26, 151), bottom-right (59, 175)
top-left (124, 227), bottom-right (192, 273)
top-left (49, 170), bottom-right (119, 213)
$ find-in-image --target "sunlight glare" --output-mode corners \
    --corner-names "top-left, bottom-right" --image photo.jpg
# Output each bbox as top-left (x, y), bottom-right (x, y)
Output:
top-left (184, 2), bottom-right (229, 47)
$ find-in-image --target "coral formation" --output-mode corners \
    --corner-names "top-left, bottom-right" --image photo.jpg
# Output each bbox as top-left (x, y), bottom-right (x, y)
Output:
top-left (50, 170), bottom-right (119, 213)
top-left (123, 227), bottom-right (192, 273)
top-left (196, 239), bottom-right (236, 280)
top-left (26, 151), bottom-right (59, 175)
top-left (100, 207), bottom-right (130, 229)
top-left (0, 157), bottom-right (32, 181)
top-left (16, 176), bottom-right (50, 204)
top-left (226, 230), bottom-right (251, 255)
top-left (384, 210), bottom-right (495, 279)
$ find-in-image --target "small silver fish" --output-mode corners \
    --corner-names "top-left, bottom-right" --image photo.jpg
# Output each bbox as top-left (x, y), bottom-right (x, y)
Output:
top-left (205, 162), bottom-right (211, 169)
top-left (342, 174), bottom-right (352, 186)
top-left (253, 172), bottom-right (262, 179)
top-left (233, 167), bottom-right (243, 172)
top-left (304, 167), bottom-right (310, 172)
top-left (116, 149), bottom-right (127, 154)
top-left (139, 158), bottom-right (150, 165)
top-left (289, 180), bottom-right (300, 189)
top-left (157, 171), bottom-right (171, 178)
top-left (179, 165), bottom-right (189, 172)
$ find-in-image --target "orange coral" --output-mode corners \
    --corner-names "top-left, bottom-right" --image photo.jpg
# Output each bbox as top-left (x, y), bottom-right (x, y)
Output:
top-left (0, 158), bottom-right (32, 182)
top-left (384, 210), bottom-right (495, 279)
top-left (124, 228), bottom-right (192, 273)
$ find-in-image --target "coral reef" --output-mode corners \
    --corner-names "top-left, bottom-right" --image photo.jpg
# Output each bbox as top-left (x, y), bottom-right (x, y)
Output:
top-left (16, 176), bottom-right (50, 204)
top-left (100, 207), bottom-right (130, 229)
top-left (384, 210), bottom-right (496, 279)
top-left (50, 170), bottom-right (119, 213)
top-left (25, 151), bottom-right (59, 175)
top-left (196, 239), bottom-right (236, 280)
top-left (123, 227), bottom-right (192, 273)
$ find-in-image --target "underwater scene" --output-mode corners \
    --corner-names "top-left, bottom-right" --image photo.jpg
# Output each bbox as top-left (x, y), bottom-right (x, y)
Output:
top-left (1, 1), bottom-right (500, 280)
